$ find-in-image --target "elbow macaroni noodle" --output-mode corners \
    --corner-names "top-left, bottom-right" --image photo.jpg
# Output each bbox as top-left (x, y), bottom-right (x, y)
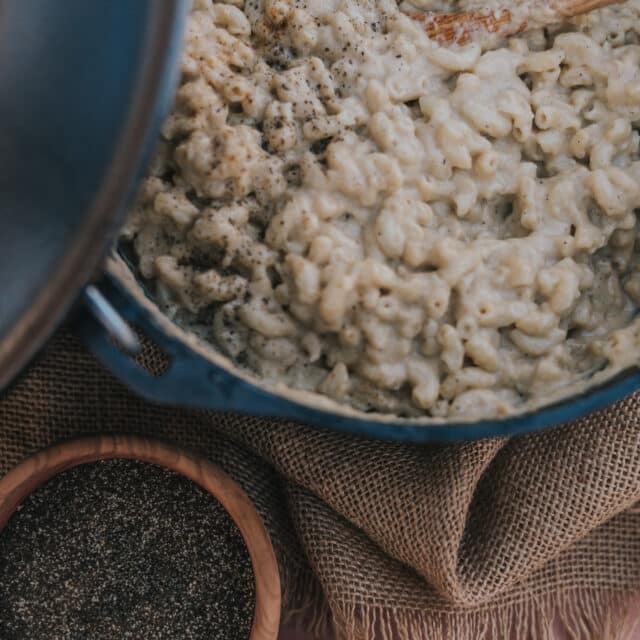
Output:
top-left (123, 0), bottom-right (640, 420)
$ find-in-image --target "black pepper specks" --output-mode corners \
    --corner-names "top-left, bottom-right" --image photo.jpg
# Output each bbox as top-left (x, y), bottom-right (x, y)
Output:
top-left (0, 460), bottom-right (255, 640)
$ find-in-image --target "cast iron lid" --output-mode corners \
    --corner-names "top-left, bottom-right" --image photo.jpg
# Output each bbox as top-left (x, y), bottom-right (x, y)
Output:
top-left (0, 0), bottom-right (188, 389)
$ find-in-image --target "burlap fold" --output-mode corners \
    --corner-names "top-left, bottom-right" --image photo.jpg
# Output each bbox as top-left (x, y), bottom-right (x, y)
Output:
top-left (0, 331), bottom-right (639, 639)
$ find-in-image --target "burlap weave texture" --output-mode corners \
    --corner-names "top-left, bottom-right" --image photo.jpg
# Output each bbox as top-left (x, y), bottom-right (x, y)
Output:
top-left (0, 330), bottom-right (639, 639)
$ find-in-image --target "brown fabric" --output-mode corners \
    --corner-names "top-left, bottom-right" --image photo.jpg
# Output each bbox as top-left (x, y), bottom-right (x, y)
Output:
top-left (1, 330), bottom-right (639, 639)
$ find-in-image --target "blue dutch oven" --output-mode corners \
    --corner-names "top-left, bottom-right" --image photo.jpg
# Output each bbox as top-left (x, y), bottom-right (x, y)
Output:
top-left (4, 1), bottom-right (640, 443)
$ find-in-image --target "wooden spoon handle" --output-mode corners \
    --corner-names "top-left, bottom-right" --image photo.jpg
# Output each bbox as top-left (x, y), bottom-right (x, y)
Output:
top-left (409, 0), bottom-right (623, 46)
top-left (551, 0), bottom-right (623, 16)
top-left (407, 9), bottom-right (519, 46)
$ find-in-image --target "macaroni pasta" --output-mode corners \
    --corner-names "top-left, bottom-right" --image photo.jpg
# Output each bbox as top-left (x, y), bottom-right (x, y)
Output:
top-left (123, 0), bottom-right (640, 419)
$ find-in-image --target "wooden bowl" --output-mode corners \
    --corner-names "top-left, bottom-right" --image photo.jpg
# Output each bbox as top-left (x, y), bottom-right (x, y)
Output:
top-left (0, 434), bottom-right (281, 640)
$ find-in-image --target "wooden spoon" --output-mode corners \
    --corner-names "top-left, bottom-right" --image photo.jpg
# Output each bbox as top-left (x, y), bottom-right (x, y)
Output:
top-left (407, 0), bottom-right (624, 46)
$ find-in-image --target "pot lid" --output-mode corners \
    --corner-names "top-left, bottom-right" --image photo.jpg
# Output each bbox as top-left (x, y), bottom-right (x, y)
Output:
top-left (0, 1), bottom-right (189, 389)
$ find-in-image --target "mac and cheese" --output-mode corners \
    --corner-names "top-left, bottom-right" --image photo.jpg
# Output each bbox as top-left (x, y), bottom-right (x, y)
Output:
top-left (123, 0), bottom-right (640, 419)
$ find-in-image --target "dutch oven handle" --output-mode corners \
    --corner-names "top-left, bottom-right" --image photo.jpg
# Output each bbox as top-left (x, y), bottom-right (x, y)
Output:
top-left (73, 271), bottom-right (634, 443)
top-left (74, 274), bottom-right (278, 414)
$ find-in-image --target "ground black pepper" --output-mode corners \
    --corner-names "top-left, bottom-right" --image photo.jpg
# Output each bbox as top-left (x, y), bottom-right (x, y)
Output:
top-left (0, 459), bottom-right (255, 640)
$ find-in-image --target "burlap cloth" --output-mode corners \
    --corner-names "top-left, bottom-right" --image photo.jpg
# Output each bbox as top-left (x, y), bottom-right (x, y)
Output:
top-left (1, 330), bottom-right (639, 639)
